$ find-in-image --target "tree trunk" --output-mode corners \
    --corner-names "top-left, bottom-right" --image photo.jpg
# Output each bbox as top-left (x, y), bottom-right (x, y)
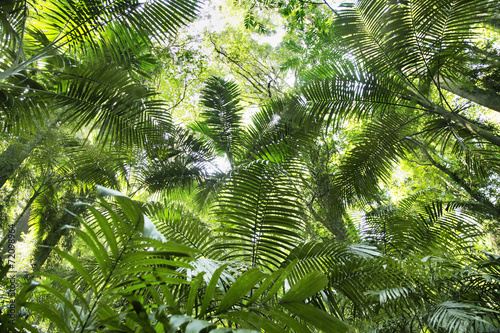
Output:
top-left (0, 135), bottom-right (42, 191)
top-left (418, 99), bottom-right (500, 148)
top-left (439, 78), bottom-right (500, 114)
top-left (31, 193), bottom-right (84, 270)
top-left (410, 139), bottom-right (500, 218)
top-left (32, 227), bottom-right (65, 271)
top-left (0, 207), bottom-right (30, 261)
top-left (0, 185), bottom-right (44, 258)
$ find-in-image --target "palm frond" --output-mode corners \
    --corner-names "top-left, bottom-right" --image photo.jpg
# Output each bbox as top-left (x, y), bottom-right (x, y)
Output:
top-left (62, 139), bottom-right (130, 189)
top-left (26, 0), bottom-right (200, 60)
top-left (428, 301), bottom-right (499, 333)
top-left (334, 114), bottom-right (413, 205)
top-left (363, 198), bottom-right (483, 257)
top-left (240, 97), bottom-right (316, 164)
top-left (49, 64), bottom-right (171, 147)
top-left (198, 76), bottom-right (244, 165)
top-left (139, 127), bottom-right (215, 195)
top-left (334, 0), bottom-right (490, 83)
top-left (16, 187), bottom-right (196, 332)
top-left (0, 0), bottom-right (27, 49)
top-left (214, 162), bottom-right (305, 270)
top-left (143, 200), bottom-right (222, 259)
top-left (301, 71), bottom-right (422, 130)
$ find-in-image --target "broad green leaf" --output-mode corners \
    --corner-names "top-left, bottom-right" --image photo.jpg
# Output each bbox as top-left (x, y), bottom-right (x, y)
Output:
top-left (186, 272), bottom-right (205, 316)
top-left (52, 248), bottom-right (97, 293)
top-left (283, 302), bottom-right (350, 333)
top-left (96, 185), bottom-right (129, 198)
top-left (143, 215), bottom-right (167, 242)
top-left (15, 280), bottom-right (40, 306)
top-left (24, 302), bottom-right (72, 333)
top-left (34, 272), bottom-right (90, 310)
top-left (185, 319), bottom-right (216, 333)
top-left (247, 268), bottom-right (284, 305)
top-left (86, 205), bottom-right (119, 259)
top-left (220, 311), bottom-right (284, 332)
top-left (37, 285), bottom-right (84, 327)
top-left (169, 315), bottom-right (192, 333)
top-left (200, 264), bottom-right (229, 316)
top-left (280, 271), bottom-right (328, 303)
top-left (263, 260), bottom-right (298, 302)
top-left (63, 225), bottom-right (108, 274)
top-left (216, 268), bottom-right (267, 313)
top-left (116, 196), bottom-right (144, 231)
top-left (261, 308), bottom-right (310, 333)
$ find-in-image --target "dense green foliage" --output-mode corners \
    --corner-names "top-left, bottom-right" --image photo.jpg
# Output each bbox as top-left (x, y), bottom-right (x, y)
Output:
top-left (1, 0), bottom-right (500, 332)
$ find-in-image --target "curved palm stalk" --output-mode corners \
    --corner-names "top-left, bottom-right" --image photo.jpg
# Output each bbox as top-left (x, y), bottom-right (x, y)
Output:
top-left (302, 68), bottom-right (420, 129)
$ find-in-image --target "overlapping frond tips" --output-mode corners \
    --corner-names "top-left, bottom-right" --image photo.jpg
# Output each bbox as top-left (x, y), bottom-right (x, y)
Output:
top-left (28, 0), bottom-right (200, 59)
top-left (301, 73), bottom-right (422, 129)
top-left (0, 0), bottom-right (27, 49)
top-left (143, 200), bottom-right (222, 259)
top-left (139, 127), bottom-right (215, 195)
top-left (333, 114), bottom-right (414, 205)
top-left (363, 198), bottom-right (483, 256)
top-left (16, 189), bottom-right (197, 332)
top-left (334, 0), bottom-right (490, 81)
top-left (51, 64), bottom-right (172, 147)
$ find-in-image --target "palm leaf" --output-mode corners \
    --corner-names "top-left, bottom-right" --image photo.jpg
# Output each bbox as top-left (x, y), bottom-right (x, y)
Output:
top-left (143, 200), bottom-right (222, 259)
top-left (428, 301), bottom-right (499, 333)
top-left (23, 0), bottom-right (200, 64)
top-left (17, 188), bottom-right (196, 332)
top-left (140, 127), bottom-right (216, 195)
top-left (198, 76), bottom-right (244, 166)
top-left (214, 162), bottom-right (305, 270)
top-left (334, 0), bottom-right (490, 84)
top-left (52, 64), bottom-right (172, 147)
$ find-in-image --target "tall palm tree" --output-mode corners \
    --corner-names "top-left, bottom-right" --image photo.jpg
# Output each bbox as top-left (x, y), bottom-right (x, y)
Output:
top-left (0, 0), bottom-right (200, 191)
top-left (294, 0), bottom-right (500, 223)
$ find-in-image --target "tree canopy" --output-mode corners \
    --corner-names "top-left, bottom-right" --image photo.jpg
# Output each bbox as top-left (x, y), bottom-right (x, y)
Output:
top-left (1, 0), bottom-right (500, 332)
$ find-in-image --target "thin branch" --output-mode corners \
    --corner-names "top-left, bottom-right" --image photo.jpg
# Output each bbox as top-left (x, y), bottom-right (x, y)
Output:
top-left (409, 138), bottom-right (498, 217)
top-left (208, 34), bottom-right (269, 96)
